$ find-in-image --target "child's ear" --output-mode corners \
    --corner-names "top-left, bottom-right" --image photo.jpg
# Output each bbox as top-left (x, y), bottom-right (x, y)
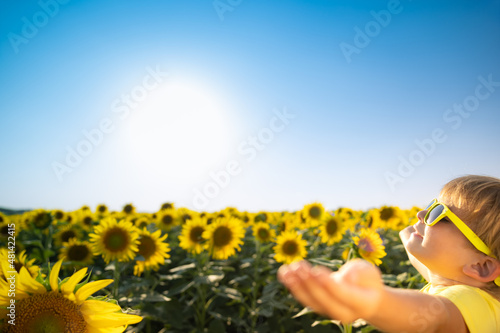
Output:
top-left (463, 257), bottom-right (500, 283)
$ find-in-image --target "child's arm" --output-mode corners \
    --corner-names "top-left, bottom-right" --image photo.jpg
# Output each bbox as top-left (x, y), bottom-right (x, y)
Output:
top-left (278, 260), bottom-right (467, 333)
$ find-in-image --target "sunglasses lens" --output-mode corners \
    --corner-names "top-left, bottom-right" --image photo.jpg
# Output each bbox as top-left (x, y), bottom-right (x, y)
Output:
top-left (425, 200), bottom-right (435, 210)
top-left (426, 204), bottom-right (444, 225)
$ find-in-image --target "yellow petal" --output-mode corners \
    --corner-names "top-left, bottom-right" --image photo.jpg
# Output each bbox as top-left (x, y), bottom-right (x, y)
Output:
top-left (19, 267), bottom-right (46, 294)
top-left (61, 267), bottom-right (87, 295)
top-left (80, 300), bottom-right (121, 316)
top-left (75, 279), bottom-right (113, 304)
top-left (86, 325), bottom-right (127, 333)
top-left (50, 259), bottom-right (64, 291)
top-left (86, 312), bottom-right (143, 327)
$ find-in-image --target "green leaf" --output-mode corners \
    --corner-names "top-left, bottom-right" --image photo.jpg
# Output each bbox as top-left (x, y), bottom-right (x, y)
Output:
top-left (169, 263), bottom-right (196, 273)
top-left (164, 280), bottom-right (195, 297)
top-left (308, 258), bottom-right (343, 269)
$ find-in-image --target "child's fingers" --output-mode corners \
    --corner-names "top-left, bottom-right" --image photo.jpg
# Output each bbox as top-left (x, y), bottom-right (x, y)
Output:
top-left (279, 268), bottom-right (328, 315)
top-left (312, 264), bottom-right (382, 319)
top-left (298, 266), bottom-right (359, 322)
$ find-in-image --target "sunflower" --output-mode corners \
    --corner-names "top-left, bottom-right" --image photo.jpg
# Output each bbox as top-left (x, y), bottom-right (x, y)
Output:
top-left (253, 222), bottom-right (276, 243)
top-left (0, 258), bottom-right (142, 332)
top-left (133, 215), bottom-right (151, 229)
top-left (53, 223), bottom-right (83, 247)
top-left (202, 217), bottom-right (245, 260)
top-left (155, 209), bottom-right (179, 231)
top-left (89, 217), bottom-right (139, 263)
top-left (178, 217), bottom-right (207, 254)
top-left (177, 207), bottom-right (196, 224)
top-left (27, 209), bottom-right (53, 230)
top-left (302, 202), bottom-right (325, 227)
top-left (133, 229), bottom-right (170, 276)
top-left (378, 206), bottom-right (405, 229)
top-left (78, 210), bottom-right (96, 231)
top-left (0, 215), bottom-right (17, 239)
top-left (122, 203), bottom-right (136, 215)
top-left (363, 208), bottom-right (382, 229)
top-left (95, 204), bottom-right (109, 218)
top-left (51, 209), bottom-right (67, 222)
top-left (0, 250), bottom-right (40, 280)
top-left (59, 238), bottom-right (94, 267)
top-left (319, 214), bottom-right (346, 245)
top-left (160, 202), bottom-right (174, 210)
top-left (352, 228), bottom-right (387, 266)
top-left (273, 230), bottom-right (308, 264)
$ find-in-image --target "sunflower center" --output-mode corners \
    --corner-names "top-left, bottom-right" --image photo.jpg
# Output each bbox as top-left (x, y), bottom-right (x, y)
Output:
top-left (138, 235), bottom-right (156, 260)
top-left (257, 228), bottom-right (270, 240)
top-left (67, 245), bottom-right (91, 261)
top-left (98, 205), bottom-right (107, 213)
top-left (162, 215), bottom-right (174, 226)
top-left (358, 238), bottom-right (375, 253)
top-left (213, 226), bottom-right (232, 247)
top-left (82, 216), bottom-right (93, 226)
top-left (379, 207), bottom-right (395, 221)
top-left (4, 292), bottom-right (86, 333)
top-left (123, 204), bottom-right (134, 214)
top-left (103, 227), bottom-right (130, 252)
top-left (282, 240), bottom-right (298, 256)
top-left (309, 207), bottom-right (321, 219)
top-left (189, 226), bottom-right (205, 243)
top-left (34, 212), bottom-right (52, 229)
top-left (1, 225), bottom-right (9, 236)
top-left (326, 219), bottom-right (338, 235)
top-left (61, 230), bottom-right (77, 243)
top-left (54, 211), bottom-right (64, 220)
top-left (161, 203), bottom-right (173, 210)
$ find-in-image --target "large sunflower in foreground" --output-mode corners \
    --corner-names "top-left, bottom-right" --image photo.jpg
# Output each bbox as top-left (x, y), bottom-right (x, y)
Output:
top-left (0, 259), bottom-right (142, 332)
top-left (133, 229), bottom-right (170, 276)
top-left (352, 228), bottom-right (387, 266)
top-left (202, 217), bottom-right (245, 260)
top-left (89, 217), bottom-right (139, 263)
top-left (273, 230), bottom-right (307, 264)
top-left (178, 217), bottom-right (207, 254)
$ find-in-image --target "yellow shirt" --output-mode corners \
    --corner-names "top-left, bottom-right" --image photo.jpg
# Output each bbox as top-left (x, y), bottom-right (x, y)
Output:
top-left (421, 283), bottom-right (500, 333)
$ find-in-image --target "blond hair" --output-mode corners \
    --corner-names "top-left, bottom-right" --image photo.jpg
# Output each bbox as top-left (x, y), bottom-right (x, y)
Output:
top-left (440, 175), bottom-right (500, 299)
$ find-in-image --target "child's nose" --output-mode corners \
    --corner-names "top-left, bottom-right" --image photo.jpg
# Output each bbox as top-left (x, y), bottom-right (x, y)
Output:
top-left (416, 210), bottom-right (427, 221)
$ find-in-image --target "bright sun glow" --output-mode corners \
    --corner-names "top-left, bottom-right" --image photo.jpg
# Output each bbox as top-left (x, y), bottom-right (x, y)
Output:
top-left (123, 79), bottom-right (235, 183)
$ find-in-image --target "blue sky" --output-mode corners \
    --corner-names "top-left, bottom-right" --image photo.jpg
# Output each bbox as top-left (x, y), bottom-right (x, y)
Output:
top-left (1, 0), bottom-right (499, 213)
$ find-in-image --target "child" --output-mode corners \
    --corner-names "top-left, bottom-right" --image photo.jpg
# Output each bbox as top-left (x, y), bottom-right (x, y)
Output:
top-left (278, 175), bottom-right (500, 332)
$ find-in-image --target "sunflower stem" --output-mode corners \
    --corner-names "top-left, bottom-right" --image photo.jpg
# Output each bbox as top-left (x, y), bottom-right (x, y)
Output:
top-left (311, 233), bottom-right (322, 259)
top-left (250, 240), bottom-right (261, 332)
top-left (194, 252), bottom-right (209, 331)
top-left (113, 260), bottom-right (120, 300)
top-left (341, 323), bottom-right (353, 333)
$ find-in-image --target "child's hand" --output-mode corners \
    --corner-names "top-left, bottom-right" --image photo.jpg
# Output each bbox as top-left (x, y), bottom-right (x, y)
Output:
top-left (278, 259), bottom-right (384, 323)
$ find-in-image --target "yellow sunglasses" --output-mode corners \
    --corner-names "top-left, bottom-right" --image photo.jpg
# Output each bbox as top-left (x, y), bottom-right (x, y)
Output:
top-left (424, 199), bottom-right (500, 287)
top-left (424, 199), bottom-right (495, 258)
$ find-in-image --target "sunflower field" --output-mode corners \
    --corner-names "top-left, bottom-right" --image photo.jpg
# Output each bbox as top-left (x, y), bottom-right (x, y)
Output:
top-left (0, 203), bottom-right (427, 333)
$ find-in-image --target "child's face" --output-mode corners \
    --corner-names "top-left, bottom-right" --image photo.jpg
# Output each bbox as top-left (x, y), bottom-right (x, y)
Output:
top-left (400, 198), bottom-right (480, 280)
